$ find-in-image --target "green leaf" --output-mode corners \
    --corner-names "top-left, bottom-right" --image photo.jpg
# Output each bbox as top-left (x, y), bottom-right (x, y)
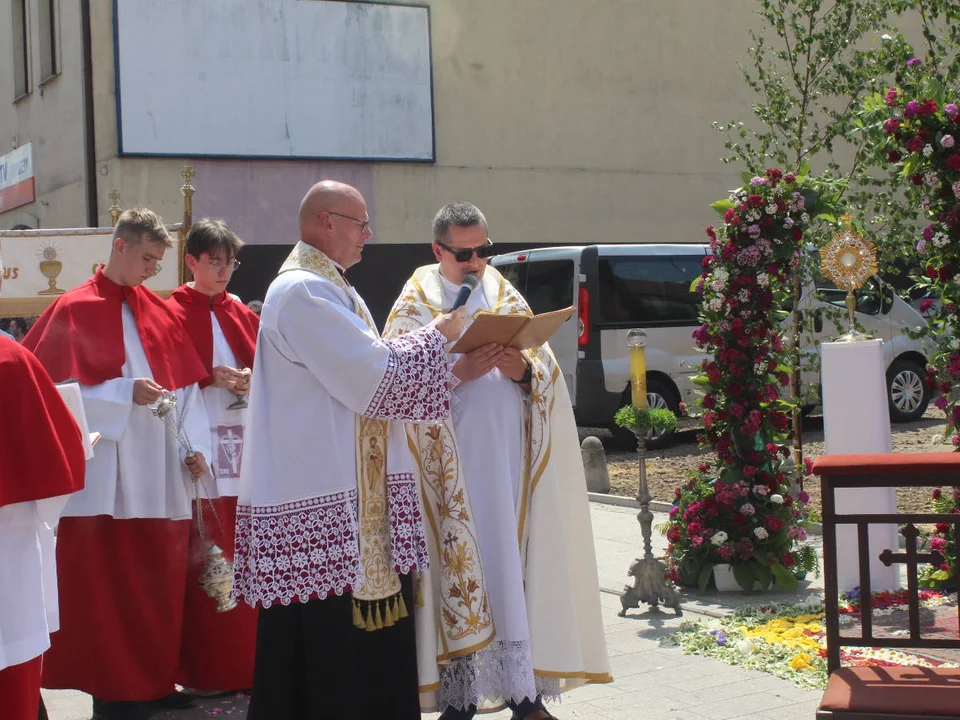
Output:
top-left (698, 563), bottom-right (715, 593)
top-left (771, 563), bottom-right (800, 590)
top-left (710, 199), bottom-right (737, 214)
top-left (733, 564), bottom-right (756, 591)
top-left (750, 562), bottom-right (774, 591)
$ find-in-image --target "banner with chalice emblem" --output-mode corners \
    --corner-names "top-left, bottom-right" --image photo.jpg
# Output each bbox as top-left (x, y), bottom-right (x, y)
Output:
top-left (0, 226), bottom-right (182, 316)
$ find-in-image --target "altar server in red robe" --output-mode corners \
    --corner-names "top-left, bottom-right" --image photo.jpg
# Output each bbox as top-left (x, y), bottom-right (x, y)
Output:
top-left (23, 208), bottom-right (213, 720)
top-left (166, 219), bottom-right (260, 694)
top-left (0, 252), bottom-right (86, 720)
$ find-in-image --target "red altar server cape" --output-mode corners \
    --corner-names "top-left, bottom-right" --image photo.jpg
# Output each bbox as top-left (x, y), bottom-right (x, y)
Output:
top-left (0, 336), bottom-right (85, 509)
top-left (166, 285), bottom-right (259, 388)
top-left (23, 269), bottom-right (206, 390)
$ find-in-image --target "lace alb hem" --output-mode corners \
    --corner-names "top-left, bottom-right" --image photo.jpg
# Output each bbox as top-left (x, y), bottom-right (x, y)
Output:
top-left (386, 472), bottom-right (430, 574)
top-left (438, 640), bottom-right (540, 711)
top-left (367, 326), bottom-right (450, 422)
top-left (232, 490), bottom-right (361, 609)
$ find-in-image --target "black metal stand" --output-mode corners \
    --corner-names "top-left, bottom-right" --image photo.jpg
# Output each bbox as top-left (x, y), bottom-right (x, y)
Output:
top-left (618, 431), bottom-right (683, 617)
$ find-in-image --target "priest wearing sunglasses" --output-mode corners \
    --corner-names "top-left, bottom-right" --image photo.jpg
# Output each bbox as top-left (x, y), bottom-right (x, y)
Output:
top-left (384, 203), bottom-right (611, 720)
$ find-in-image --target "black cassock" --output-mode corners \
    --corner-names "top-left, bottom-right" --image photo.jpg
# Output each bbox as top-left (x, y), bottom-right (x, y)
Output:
top-left (247, 574), bottom-right (419, 720)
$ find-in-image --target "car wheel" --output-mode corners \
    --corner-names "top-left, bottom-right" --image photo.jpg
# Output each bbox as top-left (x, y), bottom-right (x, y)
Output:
top-left (887, 358), bottom-right (929, 423)
top-left (611, 377), bottom-right (681, 450)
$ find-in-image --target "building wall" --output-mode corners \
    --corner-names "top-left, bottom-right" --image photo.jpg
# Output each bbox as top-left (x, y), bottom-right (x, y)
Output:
top-left (0, 0), bottom-right (87, 229)
top-left (1, 0), bottom-right (819, 321)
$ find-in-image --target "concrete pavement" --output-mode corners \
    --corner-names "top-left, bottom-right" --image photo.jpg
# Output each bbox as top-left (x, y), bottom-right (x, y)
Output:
top-left (44, 501), bottom-right (827, 719)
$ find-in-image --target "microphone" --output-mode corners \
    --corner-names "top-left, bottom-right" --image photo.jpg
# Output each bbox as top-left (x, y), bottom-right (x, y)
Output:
top-left (450, 273), bottom-right (479, 312)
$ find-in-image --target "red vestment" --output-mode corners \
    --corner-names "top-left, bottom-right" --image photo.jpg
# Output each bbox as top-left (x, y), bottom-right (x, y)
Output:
top-left (0, 337), bottom-right (85, 720)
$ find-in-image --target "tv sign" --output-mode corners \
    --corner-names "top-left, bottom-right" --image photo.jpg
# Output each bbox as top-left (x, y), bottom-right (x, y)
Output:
top-left (0, 144), bottom-right (35, 213)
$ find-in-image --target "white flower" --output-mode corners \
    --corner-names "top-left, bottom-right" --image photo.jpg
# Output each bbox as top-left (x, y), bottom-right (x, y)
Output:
top-left (740, 503), bottom-right (755, 516)
top-left (942, 135), bottom-right (956, 148)
top-left (736, 639), bottom-right (757, 654)
top-left (917, 238), bottom-right (927, 253)
top-left (757, 273), bottom-right (770, 287)
top-left (920, 197), bottom-right (932, 211)
top-left (923, 143), bottom-right (934, 157)
top-left (711, 279), bottom-right (726, 291)
top-left (953, 181), bottom-right (960, 199)
top-left (770, 494), bottom-right (784, 504)
top-left (709, 297), bottom-right (724, 312)
top-left (753, 484), bottom-right (770, 496)
top-left (800, 212), bottom-right (810, 223)
top-left (754, 527), bottom-right (769, 540)
top-left (766, 203), bottom-right (779, 215)
top-left (711, 531), bottom-right (728, 546)
top-left (783, 217), bottom-right (795, 229)
top-left (953, 274), bottom-right (960, 287)
top-left (951, 337), bottom-right (960, 351)
top-left (934, 232), bottom-right (950, 248)
top-left (925, 172), bottom-right (939, 187)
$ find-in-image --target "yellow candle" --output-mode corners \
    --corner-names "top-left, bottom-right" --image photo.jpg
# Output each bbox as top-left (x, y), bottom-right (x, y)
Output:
top-left (630, 342), bottom-right (647, 410)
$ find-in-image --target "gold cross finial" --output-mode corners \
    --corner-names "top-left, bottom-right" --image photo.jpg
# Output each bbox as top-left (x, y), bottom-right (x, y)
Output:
top-left (109, 189), bottom-right (121, 205)
top-left (839, 214), bottom-right (854, 231)
top-left (181, 165), bottom-right (195, 184)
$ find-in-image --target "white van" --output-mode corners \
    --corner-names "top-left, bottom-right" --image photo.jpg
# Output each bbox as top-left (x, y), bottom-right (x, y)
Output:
top-left (491, 244), bottom-right (930, 447)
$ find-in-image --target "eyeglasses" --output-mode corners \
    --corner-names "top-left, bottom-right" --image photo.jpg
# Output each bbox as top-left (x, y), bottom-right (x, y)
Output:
top-left (198, 258), bottom-right (241, 272)
top-left (437, 239), bottom-right (495, 263)
top-left (326, 211), bottom-right (371, 233)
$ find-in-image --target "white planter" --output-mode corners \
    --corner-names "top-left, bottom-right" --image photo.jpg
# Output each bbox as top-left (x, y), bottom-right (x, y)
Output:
top-left (713, 563), bottom-right (756, 592)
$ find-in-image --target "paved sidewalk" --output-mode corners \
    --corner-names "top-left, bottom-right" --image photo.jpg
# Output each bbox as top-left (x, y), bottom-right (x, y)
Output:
top-left (45, 502), bottom-right (826, 719)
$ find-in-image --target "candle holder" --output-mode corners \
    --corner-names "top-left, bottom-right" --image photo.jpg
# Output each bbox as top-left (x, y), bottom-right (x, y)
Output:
top-left (617, 329), bottom-right (682, 617)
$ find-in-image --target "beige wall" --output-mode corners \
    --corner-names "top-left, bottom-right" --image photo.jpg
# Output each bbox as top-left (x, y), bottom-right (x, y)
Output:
top-left (0, 0), bottom-right (87, 229)
top-left (3, 0), bottom-right (810, 245)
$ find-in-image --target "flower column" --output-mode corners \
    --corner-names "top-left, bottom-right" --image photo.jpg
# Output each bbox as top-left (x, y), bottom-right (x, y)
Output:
top-left (663, 169), bottom-right (819, 592)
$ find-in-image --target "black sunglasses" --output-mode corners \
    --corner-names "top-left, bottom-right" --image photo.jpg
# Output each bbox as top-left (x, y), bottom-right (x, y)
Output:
top-left (437, 239), bottom-right (495, 263)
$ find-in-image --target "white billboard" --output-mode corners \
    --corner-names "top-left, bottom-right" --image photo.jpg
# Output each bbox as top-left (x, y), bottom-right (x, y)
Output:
top-left (114, 0), bottom-right (435, 162)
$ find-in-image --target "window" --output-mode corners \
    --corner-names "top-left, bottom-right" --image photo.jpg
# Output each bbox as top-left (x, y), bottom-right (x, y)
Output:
top-left (12, 0), bottom-right (29, 98)
top-left (597, 256), bottom-right (702, 326)
top-left (39, 0), bottom-right (58, 82)
top-left (524, 260), bottom-right (574, 314)
top-left (814, 272), bottom-right (891, 316)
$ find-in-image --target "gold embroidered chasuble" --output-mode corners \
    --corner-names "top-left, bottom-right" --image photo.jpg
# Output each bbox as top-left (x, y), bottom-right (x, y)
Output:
top-left (383, 264), bottom-right (613, 707)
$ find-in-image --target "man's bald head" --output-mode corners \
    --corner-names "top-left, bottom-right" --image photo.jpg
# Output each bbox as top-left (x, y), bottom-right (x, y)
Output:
top-left (298, 180), bottom-right (372, 269)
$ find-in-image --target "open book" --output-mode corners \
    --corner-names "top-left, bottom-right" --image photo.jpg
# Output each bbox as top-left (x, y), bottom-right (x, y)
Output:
top-left (449, 306), bottom-right (574, 355)
top-left (55, 382), bottom-right (99, 460)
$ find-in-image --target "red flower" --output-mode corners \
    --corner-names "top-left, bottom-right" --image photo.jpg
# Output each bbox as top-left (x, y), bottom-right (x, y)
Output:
top-left (921, 99), bottom-right (939, 116)
top-left (946, 154), bottom-right (960, 170)
top-left (667, 525), bottom-right (682, 543)
top-left (791, 227), bottom-right (803, 242)
top-left (766, 517), bottom-right (785, 533)
top-left (781, 552), bottom-right (796, 568)
top-left (887, 150), bottom-right (902, 163)
top-left (912, 174), bottom-right (925, 186)
top-left (724, 208), bottom-right (741, 225)
top-left (765, 168), bottom-right (783, 182)
top-left (926, 265), bottom-right (940, 279)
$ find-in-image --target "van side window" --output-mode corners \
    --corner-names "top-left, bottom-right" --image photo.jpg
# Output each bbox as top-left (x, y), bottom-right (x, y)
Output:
top-left (597, 256), bottom-right (702, 326)
top-left (814, 272), bottom-right (885, 316)
top-left (523, 260), bottom-right (575, 314)
top-left (498, 263), bottom-right (527, 297)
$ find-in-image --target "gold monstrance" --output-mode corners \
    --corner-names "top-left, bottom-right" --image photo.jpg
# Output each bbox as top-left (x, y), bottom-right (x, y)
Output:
top-left (819, 215), bottom-right (879, 342)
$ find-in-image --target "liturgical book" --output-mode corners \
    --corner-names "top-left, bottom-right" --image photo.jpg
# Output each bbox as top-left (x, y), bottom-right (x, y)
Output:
top-left (450, 306), bottom-right (575, 355)
top-left (56, 382), bottom-right (100, 460)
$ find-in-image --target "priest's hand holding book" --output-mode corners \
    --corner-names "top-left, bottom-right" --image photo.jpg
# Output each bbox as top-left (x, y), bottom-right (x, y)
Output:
top-left (452, 343), bottom-right (505, 382)
top-left (432, 307), bottom-right (468, 340)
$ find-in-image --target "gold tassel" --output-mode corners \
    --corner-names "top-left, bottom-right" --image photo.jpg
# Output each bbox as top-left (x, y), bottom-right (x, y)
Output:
top-left (397, 592), bottom-right (409, 620)
top-left (352, 599), bottom-right (365, 630)
top-left (364, 603), bottom-right (376, 632)
top-left (383, 598), bottom-right (395, 626)
top-left (373, 601), bottom-right (384, 629)
top-left (414, 577), bottom-right (425, 608)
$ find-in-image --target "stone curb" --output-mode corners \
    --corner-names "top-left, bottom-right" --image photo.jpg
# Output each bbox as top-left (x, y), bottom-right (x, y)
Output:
top-left (587, 491), bottom-right (824, 535)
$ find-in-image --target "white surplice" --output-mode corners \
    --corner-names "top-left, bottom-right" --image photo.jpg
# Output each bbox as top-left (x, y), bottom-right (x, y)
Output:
top-left (233, 244), bottom-right (450, 609)
top-left (0, 494), bottom-right (70, 669)
top-left (437, 275), bottom-right (540, 707)
top-left (202, 312), bottom-right (250, 498)
top-left (65, 304), bottom-right (213, 520)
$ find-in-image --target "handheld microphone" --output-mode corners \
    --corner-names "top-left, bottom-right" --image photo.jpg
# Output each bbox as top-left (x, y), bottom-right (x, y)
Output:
top-left (450, 273), bottom-right (479, 312)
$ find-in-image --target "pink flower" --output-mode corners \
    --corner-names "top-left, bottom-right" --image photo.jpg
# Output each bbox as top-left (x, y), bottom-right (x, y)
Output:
top-left (943, 135), bottom-right (956, 148)
top-left (885, 88), bottom-right (899, 107)
top-left (931, 537), bottom-right (948, 553)
top-left (904, 101), bottom-right (921, 118)
top-left (946, 103), bottom-right (960, 117)
top-left (884, 118), bottom-right (901, 135)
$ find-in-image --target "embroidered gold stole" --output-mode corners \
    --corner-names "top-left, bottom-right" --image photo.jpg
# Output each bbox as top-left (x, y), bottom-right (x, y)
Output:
top-left (383, 265), bottom-right (561, 659)
top-left (279, 242), bottom-right (407, 630)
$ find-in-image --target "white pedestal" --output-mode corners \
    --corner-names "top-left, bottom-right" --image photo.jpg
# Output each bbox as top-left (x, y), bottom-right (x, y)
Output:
top-left (821, 339), bottom-right (900, 592)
